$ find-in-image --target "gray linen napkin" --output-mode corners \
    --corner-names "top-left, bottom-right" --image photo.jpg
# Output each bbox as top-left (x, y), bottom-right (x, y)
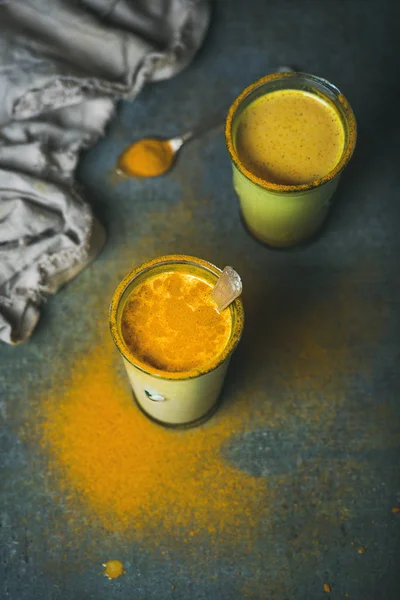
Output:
top-left (0, 0), bottom-right (210, 344)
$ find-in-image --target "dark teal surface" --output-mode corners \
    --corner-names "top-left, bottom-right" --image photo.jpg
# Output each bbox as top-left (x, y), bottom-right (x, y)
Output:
top-left (1, 0), bottom-right (400, 598)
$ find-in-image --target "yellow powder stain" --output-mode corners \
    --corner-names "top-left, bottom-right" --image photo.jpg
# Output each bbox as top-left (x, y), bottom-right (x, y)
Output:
top-left (23, 257), bottom-right (386, 583)
top-left (39, 342), bottom-right (268, 545)
top-left (392, 507), bottom-right (400, 514)
top-left (102, 559), bottom-right (125, 579)
top-left (323, 583), bottom-right (331, 593)
top-left (357, 546), bottom-right (367, 554)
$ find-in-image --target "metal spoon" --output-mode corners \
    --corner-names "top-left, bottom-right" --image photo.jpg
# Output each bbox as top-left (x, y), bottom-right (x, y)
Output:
top-left (116, 111), bottom-right (225, 178)
top-left (211, 266), bottom-right (242, 313)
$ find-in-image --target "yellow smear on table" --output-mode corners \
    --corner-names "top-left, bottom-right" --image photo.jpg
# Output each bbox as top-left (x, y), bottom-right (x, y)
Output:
top-left (40, 342), bottom-right (267, 543)
top-left (102, 559), bottom-right (125, 579)
top-left (121, 271), bottom-right (232, 373)
top-left (117, 137), bottom-right (174, 178)
top-left (235, 89), bottom-right (345, 185)
top-left (27, 257), bottom-right (385, 578)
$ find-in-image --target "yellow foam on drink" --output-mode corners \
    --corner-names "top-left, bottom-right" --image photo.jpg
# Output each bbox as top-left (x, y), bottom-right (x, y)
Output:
top-left (121, 272), bottom-right (232, 374)
top-left (235, 88), bottom-right (345, 185)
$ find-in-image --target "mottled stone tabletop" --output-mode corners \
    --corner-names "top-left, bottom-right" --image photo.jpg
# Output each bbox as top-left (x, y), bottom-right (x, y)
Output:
top-left (1, 1), bottom-right (399, 598)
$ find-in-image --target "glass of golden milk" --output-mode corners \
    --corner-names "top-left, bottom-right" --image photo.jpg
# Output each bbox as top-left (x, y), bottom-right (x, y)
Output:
top-left (109, 255), bottom-right (244, 427)
top-left (226, 72), bottom-right (357, 247)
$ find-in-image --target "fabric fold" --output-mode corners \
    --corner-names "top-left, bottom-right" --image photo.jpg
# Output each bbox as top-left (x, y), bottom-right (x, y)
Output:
top-left (0, 0), bottom-right (210, 344)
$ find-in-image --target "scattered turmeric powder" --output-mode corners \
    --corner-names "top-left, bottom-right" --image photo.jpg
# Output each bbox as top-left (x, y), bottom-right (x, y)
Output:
top-left (117, 137), bottom-right (174, 177)
top-left (323, 583), bottom-right (331, 593)
top-left (39, 339), bottom-right (268, 545)
top-left (26, 263), bottom-right (383, 572)
top-left (392, 507), bottom-right (400, 514)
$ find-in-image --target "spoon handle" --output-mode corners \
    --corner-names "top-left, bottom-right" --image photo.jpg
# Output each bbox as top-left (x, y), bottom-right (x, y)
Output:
top-left (190, 109), bottom-right (227, 138)
top-left (170, 109), bottom-right (227, 151)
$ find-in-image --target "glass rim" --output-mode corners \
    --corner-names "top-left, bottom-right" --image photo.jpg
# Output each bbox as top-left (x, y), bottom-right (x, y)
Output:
top-left (225, 71), bottom-right (357, 194)
top-left (109, 254), bottom-right (245, 382)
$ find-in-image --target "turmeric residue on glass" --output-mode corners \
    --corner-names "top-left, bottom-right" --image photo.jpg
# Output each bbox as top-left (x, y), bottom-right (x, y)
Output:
top-left (117, 137), bottom-right (174, 178)
top-left (39, 342), bottom-right (267, 543)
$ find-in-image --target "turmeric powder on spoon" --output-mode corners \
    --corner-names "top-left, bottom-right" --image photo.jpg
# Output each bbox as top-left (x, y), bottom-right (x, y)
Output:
top-left (117, 137), bottom-right (175, 178)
